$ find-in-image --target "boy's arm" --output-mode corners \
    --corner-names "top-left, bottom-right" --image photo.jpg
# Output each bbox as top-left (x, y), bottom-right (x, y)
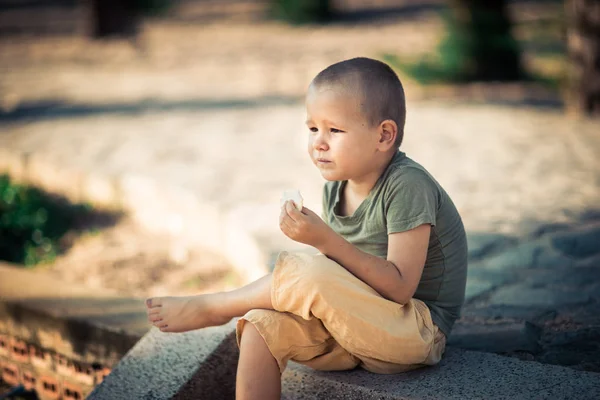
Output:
top-left (280, 201), bottom-right (429, 305)
top-left (319, 223), bottom-right (429, 305)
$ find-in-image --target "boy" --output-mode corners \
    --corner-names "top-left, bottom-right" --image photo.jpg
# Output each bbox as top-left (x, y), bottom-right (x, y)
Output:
top-left (145, 57), bottom-right (468, 400)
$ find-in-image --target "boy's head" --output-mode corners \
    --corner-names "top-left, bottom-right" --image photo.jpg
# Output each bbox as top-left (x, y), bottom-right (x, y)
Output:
top-left (305, 57), bottom-right (406, 182)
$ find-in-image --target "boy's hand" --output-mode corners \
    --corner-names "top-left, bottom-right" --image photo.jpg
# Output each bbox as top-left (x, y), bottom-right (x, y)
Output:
top-left (279, 200), bottom-right (334, 249)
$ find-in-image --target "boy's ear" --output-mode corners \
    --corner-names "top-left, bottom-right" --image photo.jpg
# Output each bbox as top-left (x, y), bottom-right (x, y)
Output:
top-left (378, 120), bottom-right (398, 150)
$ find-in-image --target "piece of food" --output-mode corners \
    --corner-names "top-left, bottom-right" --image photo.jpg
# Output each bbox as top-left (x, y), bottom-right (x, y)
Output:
top-left (280, 189), bottom-right (303, 211)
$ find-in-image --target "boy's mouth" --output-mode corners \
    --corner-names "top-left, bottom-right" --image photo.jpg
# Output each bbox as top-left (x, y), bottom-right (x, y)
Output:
top-left (316, 158), bottom-right (331, 163)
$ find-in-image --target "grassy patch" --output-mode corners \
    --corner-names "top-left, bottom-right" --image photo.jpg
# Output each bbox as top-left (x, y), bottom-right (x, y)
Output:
top-left (0, 174), bottom-right (117, 267)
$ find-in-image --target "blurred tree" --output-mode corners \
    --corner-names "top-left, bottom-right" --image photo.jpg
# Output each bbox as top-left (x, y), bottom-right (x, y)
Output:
top-left (270, 0), bottom-right (331, 24)
top-left (565, 0), bottom-right (600, 116)
top-left (440, 0), bottom-right (522, 81)
top-left (90, 0), bottom-right (171, 38)
top-left (91, 0), bottom-right (139, 38)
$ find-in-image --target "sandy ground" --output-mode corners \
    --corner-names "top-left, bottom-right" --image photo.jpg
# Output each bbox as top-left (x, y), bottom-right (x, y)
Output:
top-left (42, 216), bottom-right (240, 297)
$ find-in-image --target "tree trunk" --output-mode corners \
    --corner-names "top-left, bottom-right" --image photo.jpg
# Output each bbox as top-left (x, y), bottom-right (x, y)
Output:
top-left (441, 0), bottom-right (521, 81)
top-left (90, 0), bottom-right (139, 38)
top-left (270, 0), bottom-right (331, 24)
top-left (565, 0), bottom-right (600, 116)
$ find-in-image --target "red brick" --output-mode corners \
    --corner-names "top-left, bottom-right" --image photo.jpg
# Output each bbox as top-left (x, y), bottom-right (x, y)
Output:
top-left (0, 334), bottom-right (8, 357)
top-left (22, 369), bottom-right (37, 391)
top-left (10, 338), bottom-right (29, 363)
top-left (1, 361), bottom-right (20, 386)
top-left (38, 374), bottom-right (61, 400)
top-left (63, 381), bottom-right (84, 400)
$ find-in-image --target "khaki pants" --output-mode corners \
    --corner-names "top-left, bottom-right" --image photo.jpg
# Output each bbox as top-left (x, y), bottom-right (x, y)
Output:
top-left (236, 251), bottom-right (446, 374)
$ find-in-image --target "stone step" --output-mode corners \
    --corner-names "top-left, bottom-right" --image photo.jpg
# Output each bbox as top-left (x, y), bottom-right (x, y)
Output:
top-left (89, 320), bottom-right (600, 400)
top-left (448, 321), bottom-right (542, 354)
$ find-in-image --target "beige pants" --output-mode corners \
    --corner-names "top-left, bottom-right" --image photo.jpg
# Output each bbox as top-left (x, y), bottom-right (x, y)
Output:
top-left (236, 251), bottom-right (446, 374)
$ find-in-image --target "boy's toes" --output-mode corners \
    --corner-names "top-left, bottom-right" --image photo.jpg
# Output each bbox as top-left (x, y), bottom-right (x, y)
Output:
top-left (146, 306), bottom-right (160, 316)
top-left (148, 314), bottom-right (163, 324)
top-left (146, 297), bottom-right (163, 309)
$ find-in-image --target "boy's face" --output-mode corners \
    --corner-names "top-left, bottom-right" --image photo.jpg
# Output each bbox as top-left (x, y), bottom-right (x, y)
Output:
top-left (305, 83), bottom-right (381, 182)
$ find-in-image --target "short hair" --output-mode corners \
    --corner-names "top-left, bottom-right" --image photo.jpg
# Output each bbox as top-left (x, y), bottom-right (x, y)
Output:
top-left (311, 57), bottom-right (407, 148)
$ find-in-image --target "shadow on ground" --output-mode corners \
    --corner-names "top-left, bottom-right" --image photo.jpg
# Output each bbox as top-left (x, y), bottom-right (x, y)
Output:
top-left (0, 96), bottom-right (303, 124)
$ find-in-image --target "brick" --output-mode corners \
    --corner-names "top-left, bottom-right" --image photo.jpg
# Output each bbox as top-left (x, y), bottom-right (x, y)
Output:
top-left (38, 374), bottom-right (61, 400)
top-left (63, 380), bottom-right (85, 400)
top-left (55, 353), bottom-right (76, 378)
top-left (30, 345), bottom-right (53, 370)
top-left (0, 333), bottom-right (8, 357)
top-left (9, 337), bottom-right (29, 363)
top-left (22, 369), bottom-right (37, 391)
top-left (1, 360), bottom-right (20, 386)
top-left (73, 362), bottom-right (95, 386)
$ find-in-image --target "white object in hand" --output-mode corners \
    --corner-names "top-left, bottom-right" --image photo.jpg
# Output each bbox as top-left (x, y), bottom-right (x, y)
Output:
top-left (281, 189), bottom-right (303, 211)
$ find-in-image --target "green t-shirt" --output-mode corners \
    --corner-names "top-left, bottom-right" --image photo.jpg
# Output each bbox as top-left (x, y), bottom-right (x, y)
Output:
top-left (322, 150), bottom-right (468, 337)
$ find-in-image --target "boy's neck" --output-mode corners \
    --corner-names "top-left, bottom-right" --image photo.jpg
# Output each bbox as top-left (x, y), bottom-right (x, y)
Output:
top-left (346, 150), bottom-right (397, 197)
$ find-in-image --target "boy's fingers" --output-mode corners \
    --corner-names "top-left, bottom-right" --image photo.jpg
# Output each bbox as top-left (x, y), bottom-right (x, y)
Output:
top-left (301, 206), bottom-right (315, 217)
top-left (279, 218), bottom-right (293, 234)
top-left (285, 200), bottom-right (304, 221)
top-left (285, 201), bottom-right (300, 222)
top-left (280, 205), bottom-right (293, 224)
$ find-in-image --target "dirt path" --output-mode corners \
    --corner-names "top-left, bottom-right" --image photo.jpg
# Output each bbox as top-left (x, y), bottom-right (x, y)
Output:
top-left (44, 217), bottom-right (238, 298)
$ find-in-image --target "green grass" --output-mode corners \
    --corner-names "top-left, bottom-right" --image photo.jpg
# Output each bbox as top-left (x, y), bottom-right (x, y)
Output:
top-left (0, 174), bottom-right (100, 267)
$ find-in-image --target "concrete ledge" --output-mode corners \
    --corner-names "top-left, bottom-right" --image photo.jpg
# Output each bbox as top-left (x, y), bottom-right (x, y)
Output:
top-left (88, 322), bottom-right (240, 400)
top-left (90, 321), bottom-right (600, 400)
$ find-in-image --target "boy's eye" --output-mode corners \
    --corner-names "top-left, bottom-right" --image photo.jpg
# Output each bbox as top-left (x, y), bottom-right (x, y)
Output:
top-left (309, 127), bottom-right (318, 132)
top-left (330, 128), bottom-right (343, 133)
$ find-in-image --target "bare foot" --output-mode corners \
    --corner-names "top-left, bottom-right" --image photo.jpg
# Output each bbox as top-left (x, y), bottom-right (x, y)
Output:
top-left (145, 294), bottom-right (231, 333)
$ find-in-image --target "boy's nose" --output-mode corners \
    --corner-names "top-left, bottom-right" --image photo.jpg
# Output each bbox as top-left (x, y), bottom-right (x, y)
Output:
top-left (313, 137), bottom-right (329, 151)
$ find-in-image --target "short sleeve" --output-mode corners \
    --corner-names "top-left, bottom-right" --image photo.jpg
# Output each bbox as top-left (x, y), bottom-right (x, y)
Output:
top-left (386, 170), bottom-right (438, 234)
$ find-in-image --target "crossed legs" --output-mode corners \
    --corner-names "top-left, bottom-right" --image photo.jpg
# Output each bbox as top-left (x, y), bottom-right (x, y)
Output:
top-left (145, 252), bottom-right (440, 399)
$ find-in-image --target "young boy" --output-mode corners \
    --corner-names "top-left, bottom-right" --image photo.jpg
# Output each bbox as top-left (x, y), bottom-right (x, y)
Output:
top-left (145, 57), bottom-right (468, 400)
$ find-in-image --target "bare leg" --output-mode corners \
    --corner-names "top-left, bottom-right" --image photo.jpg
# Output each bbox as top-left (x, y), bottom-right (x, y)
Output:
top-left (236, 322), bottom-right (281, 400)
top-left (145, 274), bottom-right (273, 333)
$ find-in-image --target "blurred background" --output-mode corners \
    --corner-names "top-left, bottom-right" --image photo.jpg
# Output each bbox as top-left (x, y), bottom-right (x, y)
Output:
top-left (1, 1), bottom-right (600, 397)
top-left (1, 0), bottom-right (598, 110)
top-left (1, 0), bottom-right (599, 297)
